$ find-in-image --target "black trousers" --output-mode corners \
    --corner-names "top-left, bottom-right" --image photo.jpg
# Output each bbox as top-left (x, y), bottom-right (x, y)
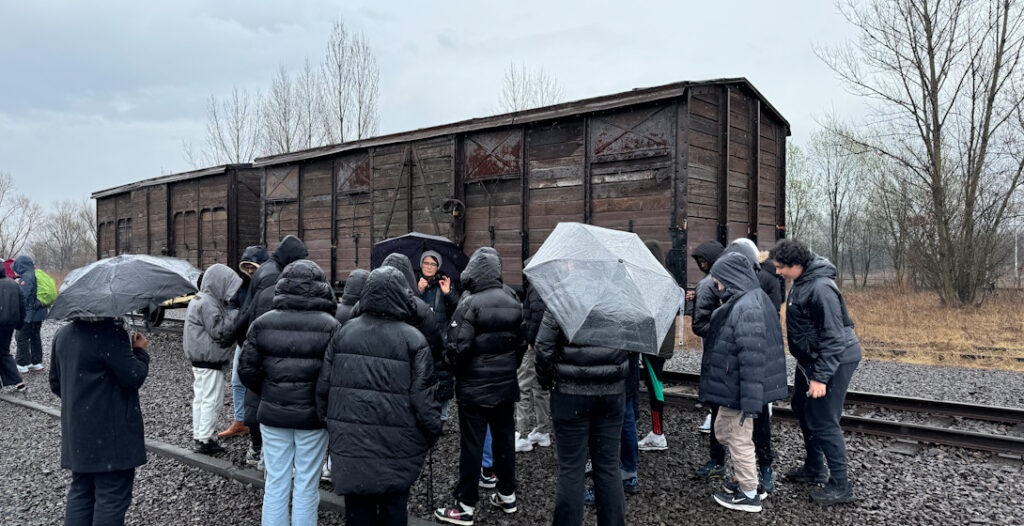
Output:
top-left (15, 321), bottom-right (43, 366)
top-left (64, 469), bottom-right (136, 526)
top-left (792, 360), bottom-right (859, 481)
top-left (709, 403), bottom-right (774, 467)
top-left (551, 391), bottom-right (626, 526)
top-left (0, 326), bottom-right (23, 387)
top-left (344, 491), bottom-right (409, 526)
top-left (455, 401), bottom-right (516, 505)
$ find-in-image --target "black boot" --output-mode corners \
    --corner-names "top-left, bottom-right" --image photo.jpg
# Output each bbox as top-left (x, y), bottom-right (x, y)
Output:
top-left (811, 478), bottom-right (855, 505)
top-left (783, 463), bottom-right (828, 485)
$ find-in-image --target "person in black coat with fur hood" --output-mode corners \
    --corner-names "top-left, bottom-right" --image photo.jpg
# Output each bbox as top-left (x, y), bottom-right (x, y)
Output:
top-left (435, 249), bottom-right (526, 525)
top-left (238, 259), bottom-right (339, 525)
top-left (700, 252), bottom-right (787, 513)
top-left (317, 266), bottom-right (441, 526)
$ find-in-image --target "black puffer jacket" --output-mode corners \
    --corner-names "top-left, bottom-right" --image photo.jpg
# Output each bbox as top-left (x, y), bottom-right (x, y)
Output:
top-left (229, 245), bottom-right (271, 313)
top-left (317, 267), bottom-right (441, 495)
top-left (446, 250), bottom-right (526, 407)
top-left (0, 275), bottom-right (25, 328)
top-left (698, 253), bottom-right (787, 415)
top-left (691, 241), bottom-right (725, 338)
top-left (785, 256), bottom-right (861, 384)
top-left (534, 311), bottom-right (629, 396)
top-left (238, 260), bottom-right (339, 430)
top-left (522, 283), bottom-right (546, 346)
top-left (381, 253), bottom-right (443, 357)
top-left (336, 269), bottom-right (369, 325)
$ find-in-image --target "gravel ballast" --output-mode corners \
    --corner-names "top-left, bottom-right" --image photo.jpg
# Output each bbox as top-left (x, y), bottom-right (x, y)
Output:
top-left (1, 321), bottom-right (1022, 525)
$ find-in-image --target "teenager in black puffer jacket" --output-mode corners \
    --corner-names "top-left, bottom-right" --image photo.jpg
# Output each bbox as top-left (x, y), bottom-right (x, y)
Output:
top-left (335, 269), bottom-right (369, 325)
top-left (435, 249), bottom-right (526, 525)
top-left (238, 259), bottom-right (339, 525)
top-left (317, 266), bottom-right (441, 525)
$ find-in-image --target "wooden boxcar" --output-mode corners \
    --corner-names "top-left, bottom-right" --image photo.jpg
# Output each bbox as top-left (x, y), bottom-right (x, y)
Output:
top-left (92, 164), bottom-right (263, 271)
top-left (251, 77), bottom-right (788, 288)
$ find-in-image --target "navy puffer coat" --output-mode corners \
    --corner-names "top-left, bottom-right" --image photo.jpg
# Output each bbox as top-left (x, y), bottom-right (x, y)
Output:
top-left (317, 267), bottom-right (441, 495)
top-left (698, 252), bottom-right (787, 415)
top-left (238, 260), bottom-right (339, 430)
top-left (446, 250), bottom-right (526, 407)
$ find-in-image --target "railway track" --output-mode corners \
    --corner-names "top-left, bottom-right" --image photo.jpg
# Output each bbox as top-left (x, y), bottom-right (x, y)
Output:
top-left (660, 370), bottom-right (1024, 457)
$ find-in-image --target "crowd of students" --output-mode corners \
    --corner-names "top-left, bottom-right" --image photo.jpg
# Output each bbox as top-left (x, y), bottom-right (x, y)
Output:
top-left (32, 232), bottom-right (862, 526)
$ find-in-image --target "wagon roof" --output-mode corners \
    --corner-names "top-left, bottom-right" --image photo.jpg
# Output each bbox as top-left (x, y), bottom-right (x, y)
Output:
top-left (91, 164), bottom-right (252, 199)
top-left (253, 77), bottom-right (788, 168)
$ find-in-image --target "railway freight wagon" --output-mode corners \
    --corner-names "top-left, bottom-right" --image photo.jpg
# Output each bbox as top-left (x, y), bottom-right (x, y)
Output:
top-left (254, 78), bottom-right (789, 288)
top-left (92, 164), bottom-right (263, 271)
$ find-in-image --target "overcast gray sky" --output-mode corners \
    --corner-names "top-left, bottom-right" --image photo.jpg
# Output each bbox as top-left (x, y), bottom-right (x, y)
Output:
top-left (0, 0), bottom-right (865, 206)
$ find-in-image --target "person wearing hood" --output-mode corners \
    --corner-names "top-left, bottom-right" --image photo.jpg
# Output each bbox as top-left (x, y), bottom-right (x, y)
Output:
top-left (699, 252), bottom-right (787, 513)
top-left (13, 255), bottom-right (46, 373)
top-left (770, 239), bottom-right (860, 506)
top-left (0, 268), bottom-right (26, 391)
top-left (514, 256), bottom-right (551, 453)
top-left (317, 267), bottom-right (441, 526)
top-left (727, 238), bottom-right (783, 312)
top-left (233, 236), bottom-right (308, 468)
top-left (636, 240), bottom-right (679, 459)
top-left (435, 250), bottom-right (526, 526)
top-left (381, 253), bottom-right (444, 357)
top-left (238, 259), bottom-right (339, 525)
top-left (49, 320), bottom-right (150, 525)
top-left (184, 264), bottom-right (242, 454)
top-left (417, 250), bottom-right (459, 331)
top-left (220, 245), bottom-right (270, 439)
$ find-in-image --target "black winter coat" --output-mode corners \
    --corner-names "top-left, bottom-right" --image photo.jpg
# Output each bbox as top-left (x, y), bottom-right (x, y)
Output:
top-left (785, 256), bottom-right (862, 384)
top-left (521, 283), bottom-right (546, 347)
top-left (381, 253), bottom-right (444, 358)
top-left (336, 269), bottom-right (369, 325)
top-left (446, 250), bottom-right (526, 407)
top-left (535, 311), bottom-right (628, 396)
top-left (317, 267), bottom-right (441, 495)
top-left (49, 320), bottom-right (149, 473)
top-left (698, 253), bottom-right (787, 415)
top-left (239, 260), bottom-right (339, 430)
top-left (757, 262), bottom-right (784, 312)
top-left (0, 276), bottom-right (25, 328)
top-left (228, 246), bottom-right (271, 313)
top-left (690, 241), bottom-right (725, 338)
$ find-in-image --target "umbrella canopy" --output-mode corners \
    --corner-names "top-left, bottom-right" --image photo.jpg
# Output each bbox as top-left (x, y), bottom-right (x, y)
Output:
top-left (48, 255), bottom-right (200, 319)
top-left (523, 222), bottom-right (683, 355)
top-left (370, 232), bottom-right (469, 289)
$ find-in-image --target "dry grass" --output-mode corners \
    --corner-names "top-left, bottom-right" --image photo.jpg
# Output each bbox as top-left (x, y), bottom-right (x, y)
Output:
top-left (842, 288), bottom-right (1024, 371)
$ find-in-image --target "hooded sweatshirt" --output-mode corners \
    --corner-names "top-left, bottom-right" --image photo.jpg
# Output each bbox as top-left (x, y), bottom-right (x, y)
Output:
top-left (184, 264), bottom-right (242, 368)
top-left (230, 245), bottom-right (270, 309)
top-left (446, 249), bottom-right (526, 407)
top-left (336, 269), bottom-right (369, 325)
top-left (13, 256), bottom-right (46, 323)
top-left (698, 252), bottom-right (787, 414)
top-left (690, 241), bottom-right (725, 338)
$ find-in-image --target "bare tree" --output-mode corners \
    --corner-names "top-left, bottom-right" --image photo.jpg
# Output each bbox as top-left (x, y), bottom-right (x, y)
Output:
top-left (497, 62), bottom-right (565, 113)
top-left (350, 33), bottom-right (380, 140)
top-left (784, 142), bottom-right (821, 243)
top-left (322, 20), bottom-right (353, 143)
top-left (820, 0), bottom-right (1024, 306)
top-left (296, 58), bottom-right (329, 150)
top-left (807, 126), bottom-right (864, 283)
top-left (183, 86), bottom-right (263, 168)
top-left (0, 172), bottom-right (43, 257)
top-left (29, 199), bottom-right (95, 271)
top-left (261, 67), bottom-right (303, 155)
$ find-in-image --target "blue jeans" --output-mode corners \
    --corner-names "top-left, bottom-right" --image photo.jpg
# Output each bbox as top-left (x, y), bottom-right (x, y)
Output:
top-left (482, 426), bottom-right (492, 469)
top-left (231, 346), bottom-right (245, 422)
top-left (260, 425), bottom-right (329, 526)
top-left (620, 390), bottom-right (639, 479)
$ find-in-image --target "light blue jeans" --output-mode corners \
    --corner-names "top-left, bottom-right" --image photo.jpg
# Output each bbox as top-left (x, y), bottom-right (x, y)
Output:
top-left (260, 425), bottom-right (329, 526)
top-left (231, 346), bottom-right (245, 422)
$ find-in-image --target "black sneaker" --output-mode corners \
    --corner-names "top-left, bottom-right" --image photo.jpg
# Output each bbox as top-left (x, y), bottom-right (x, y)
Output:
top-left (783, 464), bottom-right (828, 485)
top-left (721, 480), bottom-right (768, 501)
top-left (759, 465), bottom-right (775, 494)
top-left (435, 502), bottom-right (474, 525)
top-left (193, 439), bottom-right (225, 455)
top-left (696, 459), bottom-right (726, 479)
top-left (811, 478), bottom-right (856, 505)
top-left (489, 492), bottom-right (517, 514)
top-left (713, 490), bottom-right (762, 513)
top-left (478, 468), bottom-right (497, 489)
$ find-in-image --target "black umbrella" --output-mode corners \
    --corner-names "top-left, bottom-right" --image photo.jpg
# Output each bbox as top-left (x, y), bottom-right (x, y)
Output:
top-left (370, 232), bottom-right (469, 289)
top-left (48, 255), bottom-right (199, 319)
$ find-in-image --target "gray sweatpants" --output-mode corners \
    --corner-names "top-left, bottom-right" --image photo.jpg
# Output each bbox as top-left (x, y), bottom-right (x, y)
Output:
top-left (515, 347), bottom-right (551, 435)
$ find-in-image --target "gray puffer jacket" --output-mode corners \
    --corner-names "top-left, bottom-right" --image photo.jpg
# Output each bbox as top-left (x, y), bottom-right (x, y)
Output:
top-left (184, 264), bottom-right (242, 369)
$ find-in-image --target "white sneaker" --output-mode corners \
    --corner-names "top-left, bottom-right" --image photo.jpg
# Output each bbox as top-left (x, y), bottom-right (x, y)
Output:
top-left (515, 436), bottom-right (534, 452)
top-left (527, 431), bottom-right (551, 447)
top-left (698, 413), bottom-right (712, 433)
top-left (638, 431), bottom-right (668, 451)
top-left (16, 365), bottom-right (28, 374)
top-left (321, 462), bottom-right (331, 482)
top-left (28, 363), bottom-right (44, 371)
